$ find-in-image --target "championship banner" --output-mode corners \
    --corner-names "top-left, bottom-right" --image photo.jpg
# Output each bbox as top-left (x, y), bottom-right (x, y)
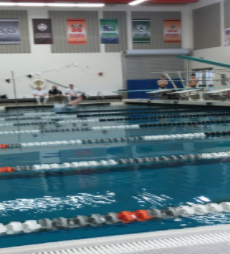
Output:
top-left (0, 19), bottom-right (20, 45)
top-left (224, 28), bottom-right (230, 46)
top-left (67, 19), bottom-right (87, 44)
top-left (132, 19), bottom-right (150, 43)
top-left (100, 19), bottom-right (119, 44)
top-left (164, 19), bottom-right (181, 43)
top-left (33, 19), bottom-right (53, 44)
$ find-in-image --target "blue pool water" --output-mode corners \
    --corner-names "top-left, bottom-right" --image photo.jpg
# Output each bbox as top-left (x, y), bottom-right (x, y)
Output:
top-left (0, 104), bottom-right (230, 248)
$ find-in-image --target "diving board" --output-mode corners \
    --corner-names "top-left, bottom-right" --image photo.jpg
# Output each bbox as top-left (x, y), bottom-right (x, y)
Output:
top-left (177, 55), bottom-right (230, 69)
top-left (147, 88), bottom-right (177, 94)
top-left (172, 89), bottom-right (202, 94)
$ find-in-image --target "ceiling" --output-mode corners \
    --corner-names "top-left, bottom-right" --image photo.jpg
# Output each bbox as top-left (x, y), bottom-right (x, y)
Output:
top-left (11, 0), bottom-right (199, 4)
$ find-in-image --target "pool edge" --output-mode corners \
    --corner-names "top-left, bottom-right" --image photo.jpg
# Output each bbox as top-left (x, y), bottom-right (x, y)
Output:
top-left (0, 224), bottom-right (230, 254)
top-left (124, 99), bottom-right (230, 107)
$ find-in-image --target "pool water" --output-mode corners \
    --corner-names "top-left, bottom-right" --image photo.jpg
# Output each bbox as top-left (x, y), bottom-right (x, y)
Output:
top-left (0, 103), bottom-right (230, 248)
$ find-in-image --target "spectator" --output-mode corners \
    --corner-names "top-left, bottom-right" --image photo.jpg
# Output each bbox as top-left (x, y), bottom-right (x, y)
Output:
top-left (33, 86), bottom-right (49, 105)
top-left (65, 84), bottom-right (80, 102)
top-left (49, 86), bottom-right (65, 103)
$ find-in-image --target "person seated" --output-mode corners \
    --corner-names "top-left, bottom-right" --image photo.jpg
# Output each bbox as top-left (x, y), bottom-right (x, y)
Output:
top-left (157, 76), bottom-right (168, 89)
top-left (49, 86), bottom-right (65, 103)
top-left (33, 86), bottom-right (49, 105)
top-left (188, 73), bottom-right (199, 88)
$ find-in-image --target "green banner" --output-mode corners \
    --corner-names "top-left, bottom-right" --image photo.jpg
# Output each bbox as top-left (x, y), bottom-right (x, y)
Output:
top-left (132, 19), bottom-right (150, 43)
top-left (100, 19), bottom-right (119, 44)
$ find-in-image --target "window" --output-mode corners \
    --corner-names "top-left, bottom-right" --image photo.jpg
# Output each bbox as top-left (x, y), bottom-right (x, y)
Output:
top-left (192, 68), bottom-right (214, 87)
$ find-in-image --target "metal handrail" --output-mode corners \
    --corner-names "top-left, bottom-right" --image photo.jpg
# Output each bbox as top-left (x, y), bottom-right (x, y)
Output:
top-left (97, 91), bottom-right (104, 102)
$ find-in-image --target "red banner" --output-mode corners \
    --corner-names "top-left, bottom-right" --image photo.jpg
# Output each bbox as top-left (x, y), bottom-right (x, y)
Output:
top-left (67, 19), bottom-right (87, 44)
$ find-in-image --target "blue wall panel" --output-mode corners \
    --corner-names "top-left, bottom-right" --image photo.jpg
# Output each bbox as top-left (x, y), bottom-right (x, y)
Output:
top-left (127, 79), bottom-right (183, 99)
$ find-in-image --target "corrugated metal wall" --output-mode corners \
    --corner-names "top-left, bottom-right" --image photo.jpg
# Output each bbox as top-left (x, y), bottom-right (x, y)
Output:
top-left (122, 55), bottom-right (185, 88)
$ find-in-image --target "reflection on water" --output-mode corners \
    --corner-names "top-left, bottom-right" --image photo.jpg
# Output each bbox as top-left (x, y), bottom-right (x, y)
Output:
top-left (0, 192), bottom-right (116, 215)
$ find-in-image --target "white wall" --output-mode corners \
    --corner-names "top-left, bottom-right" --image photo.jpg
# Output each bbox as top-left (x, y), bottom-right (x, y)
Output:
top-left (0, 4), bottom-right (188, 99)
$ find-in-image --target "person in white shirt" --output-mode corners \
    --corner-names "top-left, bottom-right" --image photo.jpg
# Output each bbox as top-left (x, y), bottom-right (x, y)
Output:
top-left (33, 86), bottom-right (49, 105)
top-left (65, 84), bottom-right (81, 102)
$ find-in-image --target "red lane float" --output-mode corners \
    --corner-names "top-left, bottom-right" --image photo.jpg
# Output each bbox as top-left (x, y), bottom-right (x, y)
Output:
top-left (132, 210), bottom-right (152, 221)
top-left (0, 144), bottom-right (8, 149)
top-left (117, 211), bottom-right (136, 223)
top-left (0, 167), bottom-right (14, 173)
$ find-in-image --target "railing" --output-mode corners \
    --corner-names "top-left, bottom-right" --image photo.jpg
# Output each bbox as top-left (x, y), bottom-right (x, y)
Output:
top-left (97, 91), bottom-right (104, 102)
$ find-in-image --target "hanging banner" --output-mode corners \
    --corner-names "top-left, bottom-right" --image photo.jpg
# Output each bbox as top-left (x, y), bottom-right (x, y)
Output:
top-left (100, 19), bottom-right (119, 44)
top-left (132, 19), bottom-right (150, 43)
top-left (66, 19), bottom-right (87, 44)
top-left (33, 19), bottom-right (53, 44)
top-left (164, 19), bottom-right (181, 43)
top-left (0, 19), bottom-right (20, 44)
top-left (224, 28), bottom-right (230, 46)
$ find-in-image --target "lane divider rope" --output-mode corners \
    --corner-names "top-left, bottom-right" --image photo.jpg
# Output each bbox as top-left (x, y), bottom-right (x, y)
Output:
top-left (77, 108), bottom-right (229, 117)
top-left (0, 202), bottom-right (229, 235)
top-left (0, 132), bottom-right (207, 149)
top-left (0, 115), bottom-right (77, 122)
top-left (2, 117), bottom-right (228, 128)
top-left (98, 112), bottom-right (230, 122)
top-left (56, 105), bottom-right (229, 114)
top-left (1, 151), bottom-right (230, 173)
top-left (2, 110), bottom-right (230, 122)
top-left (12, 118), bottom-right (98, 127)
top-left (1, 119), bottom-right (230, 135)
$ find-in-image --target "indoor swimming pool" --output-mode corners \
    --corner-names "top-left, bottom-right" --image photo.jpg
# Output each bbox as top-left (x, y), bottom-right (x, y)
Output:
top-left (0, 103), bottom-right (230, 249)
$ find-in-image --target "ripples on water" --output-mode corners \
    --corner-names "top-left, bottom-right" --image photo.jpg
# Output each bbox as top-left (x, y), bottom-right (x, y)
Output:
top-left (0, 192), bottom-right (116, 216)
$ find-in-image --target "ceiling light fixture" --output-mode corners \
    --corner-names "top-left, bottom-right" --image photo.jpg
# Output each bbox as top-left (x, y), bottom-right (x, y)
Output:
top-left (76, 3), bottom-right (105, 7)
top-left (128, 0), bottom-right (147, 5)
top-left (46, 3), bottom-right (76, 7)
top-left (17, 2), bottom-right (46, 6)
top-left (0, 2), bottom-right (105, 8)
top-left (0, 2), bottom-right (17, 6)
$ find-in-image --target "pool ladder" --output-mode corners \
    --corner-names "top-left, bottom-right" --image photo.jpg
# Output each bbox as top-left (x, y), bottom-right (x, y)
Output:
top-left (97, 91), bottom-right (104, 102)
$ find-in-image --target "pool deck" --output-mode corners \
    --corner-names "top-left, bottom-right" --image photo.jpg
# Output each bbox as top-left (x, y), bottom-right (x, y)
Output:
top-left (124, 99), bottom-right (230, 107)
top-left (1, 224), bottom-right (230, 254)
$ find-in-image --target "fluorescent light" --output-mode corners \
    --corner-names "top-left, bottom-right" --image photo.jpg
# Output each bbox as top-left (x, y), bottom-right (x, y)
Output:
top-left (76, 3), bottom-right (105, 7)
top-left (0, 2), bottom-right (17, 6)
top-left (17, 2), bottom-right (46, 6)
top-left (46, 3), bottom-right (76, 7)
top-left (0, 2), bottom-right (105, 8)
top-left (129, 0), bottom-right (147, 5)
